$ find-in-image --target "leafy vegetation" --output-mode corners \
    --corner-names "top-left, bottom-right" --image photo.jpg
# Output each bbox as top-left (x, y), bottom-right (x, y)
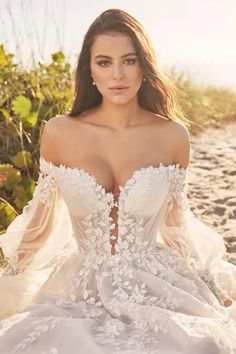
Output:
top-left (167, 67), bottom-right (236, 132)
top-left (0, 45), bottom-right (72, 234)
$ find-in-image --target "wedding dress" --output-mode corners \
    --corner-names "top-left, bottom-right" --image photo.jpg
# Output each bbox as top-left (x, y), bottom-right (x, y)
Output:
top-left (0, 156), bottom-right (236, 354)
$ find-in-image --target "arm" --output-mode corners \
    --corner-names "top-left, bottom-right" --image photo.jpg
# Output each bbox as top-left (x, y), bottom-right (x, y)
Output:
top-left (40, 115), bottom-right (62, 165)
top-left (161, 122), bottom-right (233, 307)
top-left (1, 118), bottom-right (60, 273)
top-left (0, 118), bottom-right (75, 318)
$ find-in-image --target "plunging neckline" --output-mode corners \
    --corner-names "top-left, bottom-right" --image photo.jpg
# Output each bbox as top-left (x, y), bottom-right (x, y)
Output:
top-left (39, 157), bottom-right (187, 201)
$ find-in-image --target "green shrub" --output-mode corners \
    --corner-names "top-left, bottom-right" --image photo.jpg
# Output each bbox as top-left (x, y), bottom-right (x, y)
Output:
top-left (0, 45), bottom-right (72, 233)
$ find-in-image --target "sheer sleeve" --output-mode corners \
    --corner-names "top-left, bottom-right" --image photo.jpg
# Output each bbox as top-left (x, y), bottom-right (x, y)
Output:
top-left (159, 167), bottom-right (236, 307)
top-left (0, 158), bottom-right (76, 319)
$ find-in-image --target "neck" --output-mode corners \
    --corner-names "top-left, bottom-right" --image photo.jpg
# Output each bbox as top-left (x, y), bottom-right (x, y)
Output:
top-left (95, 96), bottom-right (144, 130)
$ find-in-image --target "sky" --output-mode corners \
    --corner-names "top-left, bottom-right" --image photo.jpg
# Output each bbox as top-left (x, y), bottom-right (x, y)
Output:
top-left (0, 0), bottom-right (236, 91)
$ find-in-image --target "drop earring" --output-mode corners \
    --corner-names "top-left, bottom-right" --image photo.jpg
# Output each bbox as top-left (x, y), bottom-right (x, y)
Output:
top-left (142, 77), bottom-right (146, 82)
top-left (91, 77), bottom-right (96, 85)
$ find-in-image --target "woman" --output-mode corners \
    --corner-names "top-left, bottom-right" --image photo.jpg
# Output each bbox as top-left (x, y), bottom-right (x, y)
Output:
top-left (0, 8), bottom-right (236, 354)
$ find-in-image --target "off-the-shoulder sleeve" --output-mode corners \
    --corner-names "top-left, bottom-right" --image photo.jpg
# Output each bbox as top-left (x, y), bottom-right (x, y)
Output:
top-left (159, 167), bottom-right (236, 307)
top-left (0, 158), bottom-right (76, 319)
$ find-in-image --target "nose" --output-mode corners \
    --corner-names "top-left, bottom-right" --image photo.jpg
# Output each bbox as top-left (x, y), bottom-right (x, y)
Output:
top-left (112, 62), bottom-right (124, 80)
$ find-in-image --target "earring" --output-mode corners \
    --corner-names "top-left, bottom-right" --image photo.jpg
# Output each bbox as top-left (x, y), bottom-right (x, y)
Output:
top-left (92, 81), bottom-right (96, 85)
top-left (142, 77), bottom-right (146, 82)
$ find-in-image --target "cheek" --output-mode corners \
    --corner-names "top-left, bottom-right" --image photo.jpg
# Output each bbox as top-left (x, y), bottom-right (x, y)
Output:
top-left (91, 64), bottom-right (108, 81)
top-left (127, 65), bottom-right (143, 81)
top-left (94, 73), bottom-right (111, 89)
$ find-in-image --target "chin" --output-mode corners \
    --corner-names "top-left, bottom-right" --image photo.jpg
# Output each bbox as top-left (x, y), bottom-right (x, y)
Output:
top-left (107, 93), bottom-right (137, 105)
top-left (111, 98), bottom-right (134, 106)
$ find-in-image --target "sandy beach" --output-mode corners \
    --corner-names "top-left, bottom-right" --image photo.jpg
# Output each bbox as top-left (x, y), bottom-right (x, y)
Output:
top-left (188, 121), bottom-right (236, 265)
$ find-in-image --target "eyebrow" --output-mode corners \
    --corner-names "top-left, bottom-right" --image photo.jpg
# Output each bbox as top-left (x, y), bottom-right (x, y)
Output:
top-left (95, 52), bottom-right (137, 59)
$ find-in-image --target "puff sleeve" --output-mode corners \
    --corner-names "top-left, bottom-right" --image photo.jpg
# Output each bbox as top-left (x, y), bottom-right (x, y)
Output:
top-left (159, 167), bottom-right (236, 308)
top-left (0, 158), bottom-right (76, 319)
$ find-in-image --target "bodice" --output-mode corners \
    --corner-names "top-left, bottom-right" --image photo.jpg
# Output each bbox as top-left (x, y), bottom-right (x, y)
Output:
top-left (39, 158), bottom-right (188, 258)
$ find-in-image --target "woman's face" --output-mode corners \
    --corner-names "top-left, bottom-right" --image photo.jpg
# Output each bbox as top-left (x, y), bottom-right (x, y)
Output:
top-left (90, 32), bottom-right (144, 105)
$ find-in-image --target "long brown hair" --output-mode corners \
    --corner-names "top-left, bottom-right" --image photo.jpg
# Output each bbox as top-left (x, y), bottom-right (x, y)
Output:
top-left (68, 8), bottom-right (189, 126)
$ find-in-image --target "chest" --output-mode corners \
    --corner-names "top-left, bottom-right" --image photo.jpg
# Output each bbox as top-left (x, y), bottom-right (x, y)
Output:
top-left (59, 126), bottom-right (173, 195)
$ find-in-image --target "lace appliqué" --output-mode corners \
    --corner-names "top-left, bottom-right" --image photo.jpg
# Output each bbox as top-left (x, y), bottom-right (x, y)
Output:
top-left (93, 316), bottom-right (161, 353)
top-left (0, 164), bottom-right (57, 277)
top-left (0, 255), bottom-right (23, 276)
top-left (11, 316), bottom-right (61, 353)
top-left (163, 166), bottom-right (231, 310)
top-left (33, 159), bottom-right (58, 205)
top-left (198, 269), bottom-right (230, 305)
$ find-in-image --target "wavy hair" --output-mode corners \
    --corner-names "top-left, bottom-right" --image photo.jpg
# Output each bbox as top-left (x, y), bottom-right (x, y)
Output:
top-left (68, 8), bottom-right (189, 126)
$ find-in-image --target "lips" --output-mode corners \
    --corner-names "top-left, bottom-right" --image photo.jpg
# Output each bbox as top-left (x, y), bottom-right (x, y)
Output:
top-left (109, 87), bottom-right (129, 95)
top-left (109, 86), bottom-right (129, 89)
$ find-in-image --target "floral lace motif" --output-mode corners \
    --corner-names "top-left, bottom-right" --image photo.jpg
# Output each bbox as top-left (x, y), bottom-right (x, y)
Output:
top-left (0, 163), bottom-right (57, 277)
top-left (198, 269), bottom-right (230, 305)
top-left (0, 255), bottom-right (22, 276)
top-left (34, 159), bottom-right (58, 205)
top-left (93, 316), bottom-right (161, 353)
top-left (162, 166), bottom-right (230, 308)
top-left (11, 316), bottom-right (61, 353)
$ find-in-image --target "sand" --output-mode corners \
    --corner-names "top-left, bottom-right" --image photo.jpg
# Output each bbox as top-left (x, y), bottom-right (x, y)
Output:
top-left (188, 121), bottom-right (236, 265)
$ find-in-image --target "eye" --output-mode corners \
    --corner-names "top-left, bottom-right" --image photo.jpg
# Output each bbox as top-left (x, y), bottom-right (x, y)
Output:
top-left (96, 58), bottom-right (137, 67)
top-left (97, 60), bottom-right (110, 67)
top-left (124, 58), bottom-right (136, 64)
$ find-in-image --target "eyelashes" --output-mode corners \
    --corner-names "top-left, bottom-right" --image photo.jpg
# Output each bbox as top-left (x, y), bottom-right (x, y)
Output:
top-left (96, 58), bottom-right (137, 67)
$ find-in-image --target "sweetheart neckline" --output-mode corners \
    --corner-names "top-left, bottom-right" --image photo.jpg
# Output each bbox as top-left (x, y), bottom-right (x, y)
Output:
top-left (39, 157), bottom-right (187, 200)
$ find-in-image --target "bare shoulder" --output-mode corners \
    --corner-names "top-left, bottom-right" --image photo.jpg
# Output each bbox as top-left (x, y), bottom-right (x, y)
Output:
top-left (40, 115), bottom-right (73, 164)
top-left (165, 120), bottom-right (191, 168)
top-left (151, 113), bottom-right (190, 143)
top-left (168, 120), bottom-right (190, 141)
top-left (42, 115), bottom-right (72, 132)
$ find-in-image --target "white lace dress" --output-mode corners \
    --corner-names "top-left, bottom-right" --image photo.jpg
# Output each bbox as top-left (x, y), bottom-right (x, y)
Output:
top-left (0, 157), bottom-right (236, 354)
